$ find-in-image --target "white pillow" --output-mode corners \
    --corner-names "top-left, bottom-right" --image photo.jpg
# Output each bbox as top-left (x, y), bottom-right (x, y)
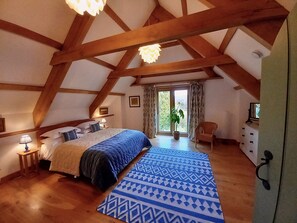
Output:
top-left (40, 137), bottom-right (64, 149)
top-left (77, 133), bottom-right (85, 138)
top-left (76, 121), bottom-right (98, 131)
top-left (40, 127), bottom-right (81, 139)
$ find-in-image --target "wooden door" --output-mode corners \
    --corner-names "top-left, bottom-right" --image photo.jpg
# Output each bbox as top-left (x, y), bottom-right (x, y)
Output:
top-left (253, 5), bottom-right (297, 223)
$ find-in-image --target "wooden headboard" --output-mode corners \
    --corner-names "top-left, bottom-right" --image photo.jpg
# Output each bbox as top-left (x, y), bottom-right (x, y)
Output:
top-left (36, 118), bottom-right (94, 146)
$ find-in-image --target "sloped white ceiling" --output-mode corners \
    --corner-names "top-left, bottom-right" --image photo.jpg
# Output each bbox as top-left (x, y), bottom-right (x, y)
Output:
top-left (0, 91), bottom-right (40, 114)
top-left (97, 51), bottom-right (126, 66)
top-left (139, 72), bottom-right (208, 85)
top-left (108, 0), bottom-right (156, 29)
top-left (0, 30), bottom-right (55, 85)
top-left (112, 77), bottom-right (136, 92)
top-left (83, 11), bottom-right (124, 43)
top-left (201, 29), bottom-right (227, 50)
top-left (159, 0), bottom-right (183, 17)
top-left (225, 29), bottom-right (271, 79)
top-left (49, 93), bottom-right (96, 110)
top-left (0, 0), bottom-right (294, 129)
top-left (0, 0), bottom-right (74, 42)
top-left (61, 60), bottom-right (110, 91)
top-left (153, 45), bottom-right (193, 64)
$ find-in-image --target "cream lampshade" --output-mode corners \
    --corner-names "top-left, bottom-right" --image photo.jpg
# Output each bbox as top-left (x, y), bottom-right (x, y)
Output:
top-left (101, 118), bottom-right (107, 128)
top-left (19, 135), bottom-right (32, 152)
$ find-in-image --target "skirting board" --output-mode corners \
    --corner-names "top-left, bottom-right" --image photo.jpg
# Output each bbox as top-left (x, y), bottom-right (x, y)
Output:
top-left (0, 171), bottom-right (21, 184)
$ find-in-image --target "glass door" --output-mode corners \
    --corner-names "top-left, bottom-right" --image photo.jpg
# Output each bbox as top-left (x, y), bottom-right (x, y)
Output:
top-left (174, 89), bottom-right (188, 133)
top-left (157, 87), bottom-right (188, 135)
top-left (158, 90), bottom-right (171, 133)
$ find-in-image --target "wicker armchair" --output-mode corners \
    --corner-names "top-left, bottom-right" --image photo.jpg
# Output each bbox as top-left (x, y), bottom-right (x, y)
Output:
top-left (195, 122), bottom-right (218, 151)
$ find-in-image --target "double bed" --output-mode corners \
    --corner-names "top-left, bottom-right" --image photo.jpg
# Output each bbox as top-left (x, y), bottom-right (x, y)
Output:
top-left (37, 120), bottom-right (151, 191)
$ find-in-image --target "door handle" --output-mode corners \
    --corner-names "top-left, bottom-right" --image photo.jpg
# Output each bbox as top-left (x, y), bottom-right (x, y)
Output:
top-left (256, 150), bottom-right (273, 190)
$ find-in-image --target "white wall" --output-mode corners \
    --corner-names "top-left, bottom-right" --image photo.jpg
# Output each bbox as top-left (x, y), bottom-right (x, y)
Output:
top-left (0, 113), bottom-right (37, 179)
top-left (0, 133), bottom-right (37, 180)
top-left (122, 86), bottom-right (144, 131)
top-left (118, 80), bottom-right (257, 142)
top-left (237, 90), bottom-right (258, 136)
top-left (107, 96), bottom-right (124, 128)
top-left (204, 80), bottom-right (239, 140)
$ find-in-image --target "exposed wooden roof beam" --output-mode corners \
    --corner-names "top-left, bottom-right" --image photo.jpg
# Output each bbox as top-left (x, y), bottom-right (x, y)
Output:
top-left (179, 39), bottom-right (218, 77)
top-left (0, 82), bottom-right (123, 96)
top-left (104, 4), bottom-right (131, 31)
top-left (108, 92), bottom-right (125, 96)
top-left (59, 88), bottom-right (124, 96)
top-left (234, 86), bottom-right (242, 90)
top-left (86, 58), bottom-right (116, 70)
top-left (142, 68), bottom-right (203, 78)
top-left (109, 55), bottom-right (234, 78)
top-left (181, 0), bottom-right (188, 16)
top-left (202, 0), bottom-right (288, 48)
top-left (131, 68), bottom-right (204, 86)
top-left (89, 48), bottom-right (139, 117)
top-left (156, 6), bottom-right (261, 99)
top-left (131, 76), bottom-right (222, 86)
top-left (0, 19), bottom-right (62, 49)
top-left (219, 27), bottom-right (237, 53)
top-left (33, 14), bottom-right (95, 128)
top-left (160, 40), bottom-right (180, 48)
top-left (50, 2), bottom-right (287, 65)
top-left (89, 7), bottom-right (161, 117)
top-left (0, 83), bottom-right (43, 92)
top-left (59, 88), bottom-right (98, 94)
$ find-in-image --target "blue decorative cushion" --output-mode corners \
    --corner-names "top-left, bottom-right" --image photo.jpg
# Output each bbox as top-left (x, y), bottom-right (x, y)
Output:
top-left (62, 129), bottom-right (78, 142)
top-left (90, 122), bottom-right (101, 132)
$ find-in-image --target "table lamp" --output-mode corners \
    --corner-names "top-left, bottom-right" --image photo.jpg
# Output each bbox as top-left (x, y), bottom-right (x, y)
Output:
top-left (20, 135), bottom-right (32, 152)
top-left (101, 118), bottom-right (107, 128)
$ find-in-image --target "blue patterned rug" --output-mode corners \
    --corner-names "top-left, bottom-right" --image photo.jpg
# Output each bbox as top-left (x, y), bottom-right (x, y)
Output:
top-left (97, 147), bottom-right (224, 223)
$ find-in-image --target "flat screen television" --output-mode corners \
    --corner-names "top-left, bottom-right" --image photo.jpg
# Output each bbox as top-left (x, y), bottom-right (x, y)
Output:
top-left (246, 102), bottom-right (260, 123)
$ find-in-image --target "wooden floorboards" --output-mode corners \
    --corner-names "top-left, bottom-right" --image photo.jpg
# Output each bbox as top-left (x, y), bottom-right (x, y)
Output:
top-left (0, 136), bottom-right (255, 223)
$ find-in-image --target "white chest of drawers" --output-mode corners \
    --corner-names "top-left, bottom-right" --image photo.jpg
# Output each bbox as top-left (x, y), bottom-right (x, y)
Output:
top-left (240, 123), bottom-right (259, 165)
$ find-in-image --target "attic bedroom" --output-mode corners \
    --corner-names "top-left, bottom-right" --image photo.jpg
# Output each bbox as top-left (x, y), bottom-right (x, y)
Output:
top-left (1, 0), bottom-right (297, 222)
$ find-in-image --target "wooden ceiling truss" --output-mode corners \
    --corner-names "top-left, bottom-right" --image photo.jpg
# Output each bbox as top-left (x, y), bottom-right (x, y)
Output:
top-left (32, 14), bottom-right (95, 128)
top-left (0, 0), bottom-right (289, 127)
top-left (50, 2), bottom-right (287, 65)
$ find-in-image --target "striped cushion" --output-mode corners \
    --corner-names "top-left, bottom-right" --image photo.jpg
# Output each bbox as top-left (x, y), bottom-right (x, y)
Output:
top-left (62, 129), bottom-right (78, 142)
top-left (90, 122), bottom-right (101, 132)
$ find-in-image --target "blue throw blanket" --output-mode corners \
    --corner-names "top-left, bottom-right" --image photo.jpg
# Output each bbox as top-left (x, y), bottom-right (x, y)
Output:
top-left (80, 130), bottom-right (151, 191)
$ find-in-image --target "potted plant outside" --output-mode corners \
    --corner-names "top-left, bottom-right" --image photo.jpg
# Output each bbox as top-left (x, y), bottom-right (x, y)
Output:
top-left (170, 107), bottom-right (185, 140)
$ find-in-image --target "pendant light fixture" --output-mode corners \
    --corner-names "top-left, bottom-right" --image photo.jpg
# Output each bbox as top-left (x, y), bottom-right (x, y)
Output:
top-left (139, 43), bottom-right (161, 64)
top-left (65, 0), bottom-right (107, 16)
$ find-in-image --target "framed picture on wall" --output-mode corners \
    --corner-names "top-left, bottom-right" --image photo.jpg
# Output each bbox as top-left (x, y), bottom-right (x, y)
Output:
top-left (99, 107), bottom-right (108, 115)
top-left (129, 96), bottom-right (140, 107)
top-left (0, 118), bottom-right (5, 132)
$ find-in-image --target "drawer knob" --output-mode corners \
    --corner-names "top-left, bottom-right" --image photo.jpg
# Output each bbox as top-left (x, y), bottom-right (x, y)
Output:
top-left (249, 150), bottom-right (253, 153)
top-left (250, 141), bottom-right (254, 143)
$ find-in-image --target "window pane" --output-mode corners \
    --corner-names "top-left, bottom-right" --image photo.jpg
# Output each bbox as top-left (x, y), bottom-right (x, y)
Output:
top-left (174, 90), bottom-right (187, 132)
top-left (158, 91), bottom-right (170, 132)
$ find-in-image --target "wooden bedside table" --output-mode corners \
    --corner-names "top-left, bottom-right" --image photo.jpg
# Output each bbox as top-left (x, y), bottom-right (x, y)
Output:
top-left (17, 148), bottom-right (39, 177)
